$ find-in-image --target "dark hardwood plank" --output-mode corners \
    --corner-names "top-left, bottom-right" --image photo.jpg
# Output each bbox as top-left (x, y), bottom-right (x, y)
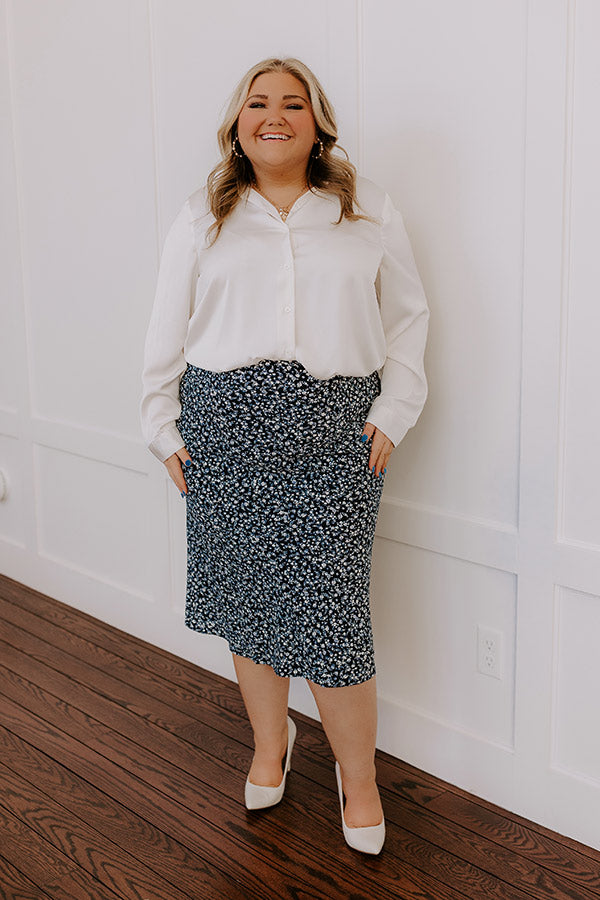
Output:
top-left (0, 573), bottom-right (244, 715)
top-left (0, 803), bottom-right (77, 887)
top-left (0, 855), bottom-right (53, 900)
top-left (0, 668), bottom-right (498, 900)
top-left (385, 792), bottom-right (600, 900)
top-left (3, 679), bottom-right (525, 900)
top-left (0, 755), bottom-right (203, 900)
top-left (0, 722), bottom-right (252, 900)
top-left (426, 792), bottom-right (600, 894)
top-left (36, 870), bottom-right (128, 900)
top-left (0, 686), bottom-right (391, 900)
top-left (0, 632), bottom-right (589, 900)
top-left (434, 786), bottom-right (600, 867)
top-left (0, 803), bottom-right (124, 900)
top-left (2, 574), bottom-right (599, 900)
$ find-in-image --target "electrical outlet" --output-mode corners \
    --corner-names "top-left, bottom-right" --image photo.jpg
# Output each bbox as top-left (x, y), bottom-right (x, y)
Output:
top-left (477, 625), bottom-right (503, 679)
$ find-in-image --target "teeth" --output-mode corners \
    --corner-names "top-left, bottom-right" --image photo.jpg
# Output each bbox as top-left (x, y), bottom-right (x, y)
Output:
top-left (260, 134), bottom-right (290, 140)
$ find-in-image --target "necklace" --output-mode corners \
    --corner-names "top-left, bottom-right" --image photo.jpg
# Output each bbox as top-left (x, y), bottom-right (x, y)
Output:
top-left (254, 184), bottom-right (309, 221)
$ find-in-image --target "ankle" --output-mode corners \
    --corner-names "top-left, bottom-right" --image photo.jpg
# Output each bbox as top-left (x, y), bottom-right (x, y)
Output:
top-left (339, 761), bottom-right (377, 786)
top-left (253, 723), bottom-right (288, 759)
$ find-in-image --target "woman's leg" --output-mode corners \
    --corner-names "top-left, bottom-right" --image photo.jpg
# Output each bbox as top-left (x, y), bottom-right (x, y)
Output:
top-left (233, 653), bottom-right (291, 786)
top-left (307, 675), bottom-right (383, 827)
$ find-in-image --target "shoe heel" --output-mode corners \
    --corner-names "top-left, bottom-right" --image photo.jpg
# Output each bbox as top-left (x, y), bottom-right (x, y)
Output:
top-left (245, 716), bottom-right (297, 810)
top-left (335, 760), bottom-right (385, 854)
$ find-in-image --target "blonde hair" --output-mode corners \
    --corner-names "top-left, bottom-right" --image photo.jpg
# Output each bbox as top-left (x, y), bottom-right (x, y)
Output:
top-left (206, 57), bottom-right (369, 244)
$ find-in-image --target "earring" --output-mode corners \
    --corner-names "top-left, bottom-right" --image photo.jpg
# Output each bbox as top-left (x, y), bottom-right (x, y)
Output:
top-left (232, 136), bottom-right (244, 158)
top-left (312, 138), bottom-right (324, 159)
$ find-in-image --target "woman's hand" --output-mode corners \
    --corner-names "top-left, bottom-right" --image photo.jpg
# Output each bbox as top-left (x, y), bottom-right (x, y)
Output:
top-left (164, 446), bottom-right (193, 496)
top-left (362, 423), bottom-right (394, 477)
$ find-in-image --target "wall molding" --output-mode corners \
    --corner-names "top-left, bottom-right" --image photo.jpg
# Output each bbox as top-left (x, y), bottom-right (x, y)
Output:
top-left (30, 416), bottom-right (152, 475)
top-left (556, 0), bottom-right (577, 544)
top-left (377, 495), bottom-right (519, 573)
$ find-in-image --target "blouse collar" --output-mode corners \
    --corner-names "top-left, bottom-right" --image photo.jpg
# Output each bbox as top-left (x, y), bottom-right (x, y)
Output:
top-left (244, 185), bottom-right (325, 221)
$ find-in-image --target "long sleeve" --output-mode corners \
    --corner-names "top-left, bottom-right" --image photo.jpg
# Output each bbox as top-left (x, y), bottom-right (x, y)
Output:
top-left (140, 200), bottom-right (198, 462)
top-left (365, 193), bottom-right (430, 446)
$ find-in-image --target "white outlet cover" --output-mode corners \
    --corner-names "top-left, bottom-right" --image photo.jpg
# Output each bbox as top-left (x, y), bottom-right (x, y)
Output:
top-left (477, 625), bottom-right (503, 679)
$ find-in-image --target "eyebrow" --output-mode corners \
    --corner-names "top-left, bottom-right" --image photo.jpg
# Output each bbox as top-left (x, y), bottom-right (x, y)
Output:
top-left (246, 93), bottom-right (307, 101)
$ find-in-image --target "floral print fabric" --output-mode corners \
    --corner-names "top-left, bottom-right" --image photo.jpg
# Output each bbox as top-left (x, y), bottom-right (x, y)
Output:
top-left (177, 358), bottom-right (384, 687)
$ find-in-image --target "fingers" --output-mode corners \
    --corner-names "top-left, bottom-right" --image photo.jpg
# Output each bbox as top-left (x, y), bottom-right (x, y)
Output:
top-left (175, 447), bottom-right (193, 466)
top-left (164, 455), bottom-right (187, 495)
top-left (163, 446), bottom-right (193, 497)
top-left (361, 423), bottom-right (394, 477)
top-left (362, 422), bottom-right (376, 441)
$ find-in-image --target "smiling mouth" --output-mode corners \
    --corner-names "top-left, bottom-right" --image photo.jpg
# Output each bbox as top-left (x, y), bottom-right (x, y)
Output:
top-left (259, 133), bottom-right (291, 141)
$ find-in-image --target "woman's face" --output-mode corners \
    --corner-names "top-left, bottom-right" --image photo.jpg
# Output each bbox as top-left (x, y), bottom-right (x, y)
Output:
top-left (236, 71), bottom-right (317, 181)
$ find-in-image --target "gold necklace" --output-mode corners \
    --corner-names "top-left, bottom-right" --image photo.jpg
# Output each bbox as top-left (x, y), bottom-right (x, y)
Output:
top-left (254, 184), bottom-right (309, 221)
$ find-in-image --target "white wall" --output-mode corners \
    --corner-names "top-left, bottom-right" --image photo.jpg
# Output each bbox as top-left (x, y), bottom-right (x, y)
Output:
top-left (1, 0), bottom-right (599, 851)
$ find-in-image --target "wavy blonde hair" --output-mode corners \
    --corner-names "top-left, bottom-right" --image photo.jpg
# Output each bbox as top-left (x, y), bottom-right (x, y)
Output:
top-left (206, 57), bottom-right (369, 244)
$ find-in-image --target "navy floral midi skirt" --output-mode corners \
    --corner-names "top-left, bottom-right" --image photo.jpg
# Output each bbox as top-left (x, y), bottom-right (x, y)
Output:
top-left (176, 358), bottom-right (385, 687)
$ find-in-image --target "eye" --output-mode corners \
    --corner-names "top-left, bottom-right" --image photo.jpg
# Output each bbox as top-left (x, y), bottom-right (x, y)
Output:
top-left (286, 104), bottom-right (304, 110)
top-left (248, 101), bottom-right (266, 108)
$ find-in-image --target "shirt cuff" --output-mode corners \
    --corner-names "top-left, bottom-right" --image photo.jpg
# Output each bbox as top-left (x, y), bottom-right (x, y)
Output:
top-left (364, 399), bottom-right (411, 448)
top-left (148, 423), bottom-right (185, 462)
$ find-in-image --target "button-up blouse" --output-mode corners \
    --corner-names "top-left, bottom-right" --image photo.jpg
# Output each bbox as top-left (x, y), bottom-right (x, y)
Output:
top-left (140, 174), bottom-right (429, 462)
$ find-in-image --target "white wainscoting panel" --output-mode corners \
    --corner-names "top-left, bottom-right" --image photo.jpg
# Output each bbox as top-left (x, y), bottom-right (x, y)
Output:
top-left (552, 585), bottom-right (600, 784)
top-left (0, 4), bottom-right (22, 415)
top-left (34, 442), bottom-right (156, 600)
top-left (557, 0), bottom-right (600, 549)
top-left (0, 432), bottom-right (25, 547)
top-left (9, 0), bottom-right (157, 440)
top-left (372, 538), bottom-right (516, 749)
top-left (361, 0), bottom-right (526, 529)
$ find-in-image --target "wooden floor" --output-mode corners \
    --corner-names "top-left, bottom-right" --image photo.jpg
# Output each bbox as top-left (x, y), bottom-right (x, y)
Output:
top-left (1, 576), bottom-right (600, 900)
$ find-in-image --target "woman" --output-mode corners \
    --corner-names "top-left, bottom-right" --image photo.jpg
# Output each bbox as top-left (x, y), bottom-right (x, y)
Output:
top-left (140, 57), bottom-right (429, 855)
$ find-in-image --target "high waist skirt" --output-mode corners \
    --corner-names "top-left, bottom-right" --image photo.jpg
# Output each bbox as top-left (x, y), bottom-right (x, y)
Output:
top-left (176, 358), bottom-right (384, 687)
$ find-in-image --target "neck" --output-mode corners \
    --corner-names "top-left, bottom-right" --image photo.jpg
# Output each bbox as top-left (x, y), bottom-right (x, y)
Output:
top-left (252, 168), bottom-right (308, 198)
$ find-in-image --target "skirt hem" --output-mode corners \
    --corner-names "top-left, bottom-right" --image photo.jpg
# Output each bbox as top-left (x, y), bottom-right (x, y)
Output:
top-left (184, 619), bottom-right (376, 688)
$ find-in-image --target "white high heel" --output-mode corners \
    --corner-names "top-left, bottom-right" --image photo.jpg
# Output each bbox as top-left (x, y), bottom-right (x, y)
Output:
top-left (335, 760), bottom-right (386, 854)
top-left (245, 716), bottom-right (297, 810)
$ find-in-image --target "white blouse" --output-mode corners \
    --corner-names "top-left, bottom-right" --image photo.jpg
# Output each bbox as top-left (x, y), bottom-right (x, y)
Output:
top-left (140, 174), bottom-right (429, 462)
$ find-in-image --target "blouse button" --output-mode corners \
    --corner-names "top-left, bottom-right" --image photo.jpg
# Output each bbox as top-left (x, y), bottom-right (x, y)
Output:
top-left (284, 306), bottom-right (291, 313)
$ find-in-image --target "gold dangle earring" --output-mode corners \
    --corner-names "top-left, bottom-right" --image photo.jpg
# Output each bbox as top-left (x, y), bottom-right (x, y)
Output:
top-left (312, 138), bottom-right (324, 159)
top-left (232, 136), bottom-right (244, 158)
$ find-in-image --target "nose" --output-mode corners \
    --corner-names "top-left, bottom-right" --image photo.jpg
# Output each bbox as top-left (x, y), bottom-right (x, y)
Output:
top-left (266, 111), bottom-right (285, 126)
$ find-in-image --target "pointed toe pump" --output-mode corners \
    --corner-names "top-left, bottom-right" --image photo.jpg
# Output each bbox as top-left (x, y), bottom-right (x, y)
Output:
top-left (245, 715), bottom-right (297, 810)
top-left (335, 760), bottom-right (386, 854)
